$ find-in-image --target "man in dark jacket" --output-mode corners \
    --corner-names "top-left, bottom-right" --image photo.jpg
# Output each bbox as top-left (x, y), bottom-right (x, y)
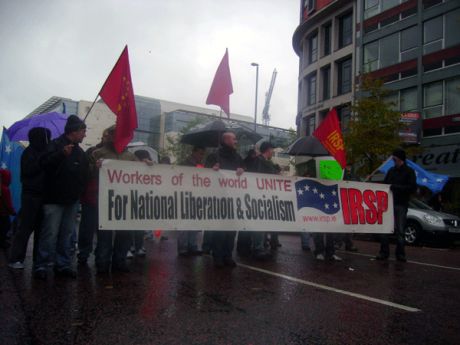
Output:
top-left (376, 148), bottom-right (416, 262)
top-left (34, 115), bottom-right (89, 279)
top-left (205, 132), bottom-right (244, 268)
top-left (8, 128), bottom-right (50, 269)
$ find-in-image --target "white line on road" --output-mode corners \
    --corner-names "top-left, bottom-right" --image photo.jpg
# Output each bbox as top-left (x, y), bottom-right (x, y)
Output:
top-left (237, 263), bottom-right (421, 313)
top-left (337, 251), bottom-right (460, 271)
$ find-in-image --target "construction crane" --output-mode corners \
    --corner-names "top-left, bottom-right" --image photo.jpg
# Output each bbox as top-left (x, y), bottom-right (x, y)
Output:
top-left (262, 69), bottom-right (277, 126)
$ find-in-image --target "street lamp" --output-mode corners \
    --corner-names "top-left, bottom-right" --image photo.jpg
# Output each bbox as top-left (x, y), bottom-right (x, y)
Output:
top-left (251, 62), bottom-right (259, 132)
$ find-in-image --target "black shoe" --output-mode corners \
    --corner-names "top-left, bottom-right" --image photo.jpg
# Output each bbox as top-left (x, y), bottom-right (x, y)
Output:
top-left (189, 250), bottom-right (203, 256)
top-left (396, 255), bottom-right (407, 262)
top-left (214, 258), bottom-right (225, 268)
top-left (34, 270), bottom-right (47, 280)
top-left (345, 246), bottom-right (358, 252)
top-left (112, 263), bottom-right (130, 272)
top-left (54, 267), bottom-right (77, 278)
top-left (253, 250), bottom-right (272, 261)
top-left (223, 257), bottom-right (237, 267)
top-left (301, 246), bottom-right (311, 251)
top-left (375, 254), bottom-right (389, 261)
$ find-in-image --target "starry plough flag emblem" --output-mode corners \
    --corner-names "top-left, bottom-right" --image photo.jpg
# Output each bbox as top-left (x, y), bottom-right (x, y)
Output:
top-left (295, 179), bottom-right (341, 215)
top-left (99, 45), bottom-right (137, 153)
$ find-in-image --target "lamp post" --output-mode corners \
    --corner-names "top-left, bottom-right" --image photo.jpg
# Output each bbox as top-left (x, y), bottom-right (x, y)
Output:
top-left (251, 62), bottom-right (259, 132)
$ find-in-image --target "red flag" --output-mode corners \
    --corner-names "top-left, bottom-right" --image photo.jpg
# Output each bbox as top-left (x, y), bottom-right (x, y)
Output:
top-left (206, 48), bottom-right (233, 117)
top-left (99, 45), bottom-right (137, 153)
top-left (313, 108), bottom-right (347, 169)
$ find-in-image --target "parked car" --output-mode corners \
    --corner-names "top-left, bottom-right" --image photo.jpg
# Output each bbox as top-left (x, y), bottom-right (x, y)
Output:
top-left (405, 198), bottom-right (460, 244)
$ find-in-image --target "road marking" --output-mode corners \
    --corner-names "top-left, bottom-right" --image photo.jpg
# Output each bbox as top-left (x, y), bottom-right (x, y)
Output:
top-left (338, 251), bottom-right (460, 271)
top-left (237, 263), bottom-right (421, 313)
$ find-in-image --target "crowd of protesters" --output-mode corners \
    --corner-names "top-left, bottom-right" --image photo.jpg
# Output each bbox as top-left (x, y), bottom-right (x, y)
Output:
top-left (0, 115), bottom-right (417, 279)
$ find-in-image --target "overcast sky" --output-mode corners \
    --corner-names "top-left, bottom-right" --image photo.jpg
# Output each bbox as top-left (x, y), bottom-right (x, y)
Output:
top-left (0, 0), bottom-right (300, 131)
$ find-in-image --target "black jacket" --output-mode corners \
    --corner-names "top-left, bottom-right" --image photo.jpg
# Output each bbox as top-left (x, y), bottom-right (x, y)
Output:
top-left (384, 163), bottom-right (417, 207)
top-left (40, 134), bottom-right (89, 204)
top-left (205, 145), bottom-right (243, 171)
top-left (254, 155), bottom-right (278, 175)
top-left (21, 128), bottom-right (51, 196)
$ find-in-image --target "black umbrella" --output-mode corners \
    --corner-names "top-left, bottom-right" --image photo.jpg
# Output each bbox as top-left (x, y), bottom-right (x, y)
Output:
top-left (285, 136), bottom-right (329, 156)
top-left (180, 119), bottom-right (262, 147)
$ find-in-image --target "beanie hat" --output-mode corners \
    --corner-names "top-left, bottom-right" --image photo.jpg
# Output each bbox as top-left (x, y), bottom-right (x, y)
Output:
top-left (64, 115), bottom-right (86, 134)
top-left (259, 141), bottom-right (274, 154)
top-left (392, 148), bottom-right (406, 162)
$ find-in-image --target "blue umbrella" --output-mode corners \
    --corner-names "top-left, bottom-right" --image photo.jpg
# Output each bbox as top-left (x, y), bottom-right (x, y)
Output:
top-left (7, 112), bottom-right (69, 141)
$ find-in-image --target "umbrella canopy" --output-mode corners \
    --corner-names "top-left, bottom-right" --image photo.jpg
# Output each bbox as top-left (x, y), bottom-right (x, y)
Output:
top-left (180, 119), bottom-right (262, 147)
top-left (285, 136), bottom-right (329, 156)
top-left (7, 112), bottom-right (69, 141)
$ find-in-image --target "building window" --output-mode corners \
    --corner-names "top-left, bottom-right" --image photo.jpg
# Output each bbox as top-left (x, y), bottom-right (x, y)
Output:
top-left (364, 0), bottom-right (410, 19)
top-left (339, 12), bottom-right (353, 48)
top-left (307, 73), bottom-right (317, 105)
top-left (304, 114), bottom-right (316, 136)
top-left (337, 105), bottom-right (351, 131)
top-left (304, 0), bottom-right (315, 13)
top-left (363, 40), bottom-right (379, 72)
top-left (400, 87), bottom-right (417, 112)
top-left (446, 77), bottom-right (460, 116)
top-left (423, 16), bottom-right (443, 55)
top-left (338, 58), bottom-right (352, 95)
top-left (323, 23), bottom-right (332, 56)
top-left (423, 81), bottom-right (443, 119)
top-left (380, 33), bottom-right (400, 68)
top-left (321, 65), bottom-right (331, 101)
top-left (423, 0), bottom-right (443, 9)
top-left (400, 26), bottom-right (418, 62)
top-left (446, 8), bottom-right (460, 49)
top-left (308, 33), bottom-right (318, 64)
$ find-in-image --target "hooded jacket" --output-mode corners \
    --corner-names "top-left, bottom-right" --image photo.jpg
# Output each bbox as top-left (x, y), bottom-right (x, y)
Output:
top-left (205, 144), bottom-right (243, 171)
top-left (384, 163), bottom-right (417, 207)
top-left (40, 134), bottom-right (90, 204)
top-left (0, 169), bottom-right (16, 216)
top-left (21, 127), bottom-right (51, 196)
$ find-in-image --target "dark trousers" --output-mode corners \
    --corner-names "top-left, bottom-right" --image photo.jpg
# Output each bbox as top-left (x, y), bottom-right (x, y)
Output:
top-left (0, 215), bottom-right (11, 248)
top-left (313, 233), bottom-right (335, 257)
top-left (77, 203), bottom-right (98, 261)
top-left (202, 231), bottom-right (213, 252)
top-left (380, 205), bottom-right (407, 258)
top-left (212, 231), bottom-right (236, 259)
top-left (132, 231), bottom-right (144, 251)
top-left (9, 195), bottom-right (42, 262)
top-left (95, 230), bottom-right (131, 269)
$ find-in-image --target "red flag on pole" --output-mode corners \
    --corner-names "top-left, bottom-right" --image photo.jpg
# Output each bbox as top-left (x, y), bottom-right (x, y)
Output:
top-left (313, 108), bottom-right (347, 169)
top-left (99, 45), bottom-right (137, 153)
top-left (206, 48), bottom-right (233, 117)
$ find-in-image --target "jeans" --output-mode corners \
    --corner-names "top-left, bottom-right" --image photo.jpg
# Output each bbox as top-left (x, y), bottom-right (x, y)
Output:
top-left (212, 231), bottom-right (236, 260)
top-left (133, 231), bottom-right (145, 251)
top-left (35, 203), bottom-right (79, 271)
top-left (77, 203), bottom-right (98, 261)
top-left (301, 232), bottom-right (311, 249)
top-left (9, 195), bottom-right (43, 263)
top-left (95, 230), bottom-right (131, 269)
top-left (252, 232), bottom-right (265, 251)
top-left (380, 205), bottom-right (407, 258)
top-left (177, 231), bottom-right (199, 253)
top-left (313, 233), bottom-right (335, 257)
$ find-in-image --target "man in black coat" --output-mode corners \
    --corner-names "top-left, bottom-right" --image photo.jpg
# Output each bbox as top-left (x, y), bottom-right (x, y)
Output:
top-left (205, 132), bottom-right (244, 268)
top-left (8, 128), bottom-right (50, 269)
top-left (376, 148), bottom-right (416, 262)
top-left (34, 115), bottom-right (89, 279)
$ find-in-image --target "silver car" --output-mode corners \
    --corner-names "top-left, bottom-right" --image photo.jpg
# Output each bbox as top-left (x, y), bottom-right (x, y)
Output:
top-left (405, 198), bottom-right (460, 244)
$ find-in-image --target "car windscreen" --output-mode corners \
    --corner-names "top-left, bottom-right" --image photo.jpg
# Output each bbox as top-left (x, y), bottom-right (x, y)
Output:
top-left (409, 198), bottom-right (433, 210)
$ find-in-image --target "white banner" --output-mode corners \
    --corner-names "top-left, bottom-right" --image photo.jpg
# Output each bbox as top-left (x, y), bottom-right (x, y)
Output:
top-left (99, 160), bottom-right (394, 233)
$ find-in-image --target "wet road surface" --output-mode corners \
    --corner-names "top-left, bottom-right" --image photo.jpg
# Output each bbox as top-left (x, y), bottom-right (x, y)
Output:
top-left (1, 235), bottom-right (460, 345)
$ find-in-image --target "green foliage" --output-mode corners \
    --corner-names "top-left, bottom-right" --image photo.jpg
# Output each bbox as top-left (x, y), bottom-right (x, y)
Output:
top-left (345, 75), bottom-right (405, 177)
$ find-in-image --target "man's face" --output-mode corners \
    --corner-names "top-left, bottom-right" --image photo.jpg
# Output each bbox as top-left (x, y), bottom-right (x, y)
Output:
top-left (102, 130), bottom-right (113, 144)
top-left (393, 156), bottom-right (404, 167)
top-left (70, 128), bottom-right (86, 143)
top-left (223, 132), bottom-right (237, 149)
top-left (265, 147), bottom-right (274, 159)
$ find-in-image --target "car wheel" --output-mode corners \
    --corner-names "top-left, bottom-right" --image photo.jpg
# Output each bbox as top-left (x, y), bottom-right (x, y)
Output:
top-left (405, 221), bottom-right (422, 245)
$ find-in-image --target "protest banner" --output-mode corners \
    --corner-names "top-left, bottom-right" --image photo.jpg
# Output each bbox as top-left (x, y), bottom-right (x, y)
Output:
top-left (99, 160), bottom-right (394, 233)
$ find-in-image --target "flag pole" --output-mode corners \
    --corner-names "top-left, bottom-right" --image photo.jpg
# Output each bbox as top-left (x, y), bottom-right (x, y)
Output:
top-left (83, 45), bottom-right (128, 122)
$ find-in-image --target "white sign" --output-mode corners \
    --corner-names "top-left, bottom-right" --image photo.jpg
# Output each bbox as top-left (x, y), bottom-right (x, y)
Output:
top-left (99, 160), bottom-right (394, 233)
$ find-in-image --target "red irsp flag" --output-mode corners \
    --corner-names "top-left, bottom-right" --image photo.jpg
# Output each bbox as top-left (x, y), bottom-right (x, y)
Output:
top-left (99, 45), bottom-right (137, 153)
top-left (313, 108), bottom-right (347, 169)
top-left (206, 48), bottom-right (233, 117)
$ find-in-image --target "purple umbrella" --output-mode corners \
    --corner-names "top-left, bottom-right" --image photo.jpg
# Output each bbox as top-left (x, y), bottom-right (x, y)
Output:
top-left (7, 112), bottom-right (69, 141)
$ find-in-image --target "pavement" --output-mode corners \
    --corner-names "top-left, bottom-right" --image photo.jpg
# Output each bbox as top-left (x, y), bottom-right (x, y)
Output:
top-left (1, 234), bottom-right (460, 345)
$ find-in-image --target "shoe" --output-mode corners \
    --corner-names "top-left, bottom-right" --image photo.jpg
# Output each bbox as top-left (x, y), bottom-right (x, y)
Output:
top-left (136, 248), bottom-right (146, 257)
top-left (315, 254), bottom-right (325, 261)
top-left (112, 263), bottom-right (130, 272)
top-left (330, 254), bottom-right (343, 261)
top-left (375, 254), bottom-right (389, 261)
top-left (189, 250), bottom-right (203, 256)
top-left (396, 255), bottom-right (407, 262)
top-left (126, 250), bottom-right (134, 259)
top-left (34, 269), bottom-right (47, 280)
top-left (223, 257), bottom-right (237, 267)
top-left (214, 258), bottom-right (225, 268)
top-left (301, 246), bottom-right (311, 251)
top-left (8, 261), bottom-right (25, 269)
top-left (54, 267), bottom-right (77, 278)
top-left (253, 250), bottom-right (272, 261)
top-left (345, 246), bottom-right (358, 252)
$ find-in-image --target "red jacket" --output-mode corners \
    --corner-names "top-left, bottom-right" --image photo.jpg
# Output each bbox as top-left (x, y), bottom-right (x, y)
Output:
top-left (0, 169), bottom-right (16, 216)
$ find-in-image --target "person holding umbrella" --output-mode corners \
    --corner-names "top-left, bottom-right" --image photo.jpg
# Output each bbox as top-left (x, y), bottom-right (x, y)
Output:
top-left (205, 131), bottom-right (244, 268)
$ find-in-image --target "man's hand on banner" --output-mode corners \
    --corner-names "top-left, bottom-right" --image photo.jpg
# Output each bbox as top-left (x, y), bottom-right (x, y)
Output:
top-left (142, 159), bottom-right (154, 166)
top-left (236, 168), bottom-right (244, 176)
top-left (212, 163), bottom-right (220, 171)
top-left (96, 159), bottom-right (103, 169)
